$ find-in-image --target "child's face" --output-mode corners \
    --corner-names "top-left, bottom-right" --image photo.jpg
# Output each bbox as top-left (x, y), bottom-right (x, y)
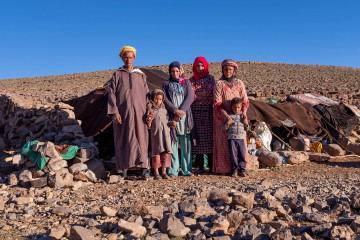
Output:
top-left (231, 103), bottom-right (242, 114)
top-left (154, 94), bottom-right (163, 105)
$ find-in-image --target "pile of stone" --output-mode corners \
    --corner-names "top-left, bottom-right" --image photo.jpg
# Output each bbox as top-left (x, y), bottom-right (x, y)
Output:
top-left (0, 93), bottom-right (108, 189)
top-left (0, 93), bottom-right (92, 151)
top-left (6, 140), bottom-right (106, 189)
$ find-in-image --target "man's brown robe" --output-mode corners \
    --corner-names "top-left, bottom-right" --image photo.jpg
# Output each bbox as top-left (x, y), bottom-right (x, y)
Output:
top-left (107, 68), bottom-right (150, 170)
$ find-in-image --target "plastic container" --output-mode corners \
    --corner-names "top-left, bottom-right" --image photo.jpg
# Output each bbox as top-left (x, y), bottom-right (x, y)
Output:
top-left (304, 138), bottom-right (310, 151)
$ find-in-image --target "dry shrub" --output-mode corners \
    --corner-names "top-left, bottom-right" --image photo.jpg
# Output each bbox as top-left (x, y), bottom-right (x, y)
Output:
top-left (132, 201), bottom-right (149, 216)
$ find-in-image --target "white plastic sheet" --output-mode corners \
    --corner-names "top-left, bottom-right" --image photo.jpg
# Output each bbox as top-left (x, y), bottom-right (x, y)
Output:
top-left (254, 122), bottom-right (272, 151)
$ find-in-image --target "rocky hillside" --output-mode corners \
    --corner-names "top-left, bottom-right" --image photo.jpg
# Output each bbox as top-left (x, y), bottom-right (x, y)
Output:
top-left (1, 62), bottom-right (359, 108)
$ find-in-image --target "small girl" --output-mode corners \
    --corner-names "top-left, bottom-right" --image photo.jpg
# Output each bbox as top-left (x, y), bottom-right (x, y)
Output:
top-left (147, 89), bottom-right (173, 179)
top-left (162, 61), bottom-right (195, 177)
top-left (222, 97), bottom-right (249, 177)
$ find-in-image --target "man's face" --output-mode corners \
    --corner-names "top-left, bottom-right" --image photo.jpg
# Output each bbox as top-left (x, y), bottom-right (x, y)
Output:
top-left (122, 51), bottom-right (135, 68)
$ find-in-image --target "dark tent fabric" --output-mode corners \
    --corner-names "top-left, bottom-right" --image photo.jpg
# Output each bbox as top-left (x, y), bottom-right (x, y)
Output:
top-left (313, 103), bottom-right (359, 139)
top-left (64, 68), bottom-right (334, 156)
top-left (63, 67), bottom-right (169, 138)
top-left (63, 67), bottom-right (169, 158)
top-left (64, 88), bottom-right (111, 137)
top-left (247, 100), bottom-right (328, 137)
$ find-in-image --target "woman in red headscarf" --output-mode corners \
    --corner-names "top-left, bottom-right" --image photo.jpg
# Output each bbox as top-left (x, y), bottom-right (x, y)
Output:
top-left (189, 56), bottom-right (216, 173)
top-left (213, 59), bottom-right (249, 175)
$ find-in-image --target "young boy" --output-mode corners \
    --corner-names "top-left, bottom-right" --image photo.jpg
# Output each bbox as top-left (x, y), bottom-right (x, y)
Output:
top-left (222, 97), bottom-right (249, 178)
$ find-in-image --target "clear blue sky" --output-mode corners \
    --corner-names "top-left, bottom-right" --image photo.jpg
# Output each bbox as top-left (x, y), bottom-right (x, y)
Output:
top-left (1, 0), bottom-right (359, 79)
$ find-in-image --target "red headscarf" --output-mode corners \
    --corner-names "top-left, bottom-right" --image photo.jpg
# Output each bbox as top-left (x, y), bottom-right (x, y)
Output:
top-left (192, 56), bottom-right (210, 80)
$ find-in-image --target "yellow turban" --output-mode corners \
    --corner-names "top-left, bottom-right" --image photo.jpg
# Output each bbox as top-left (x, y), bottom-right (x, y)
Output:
top-left (119, 46), bottom-right (136, 58)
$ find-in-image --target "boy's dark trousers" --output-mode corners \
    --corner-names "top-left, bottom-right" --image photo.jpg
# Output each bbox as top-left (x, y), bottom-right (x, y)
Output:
top-left (228, 139), bottom-right (247, 173)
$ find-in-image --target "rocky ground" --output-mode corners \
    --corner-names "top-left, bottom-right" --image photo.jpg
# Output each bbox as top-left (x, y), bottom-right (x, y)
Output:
top-left (0, 62), bottom-right (360, 239)
top-left (0, 153), bottom-right (360, 240)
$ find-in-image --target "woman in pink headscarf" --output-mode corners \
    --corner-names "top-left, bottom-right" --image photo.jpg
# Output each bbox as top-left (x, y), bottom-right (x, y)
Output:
top-left (189, 56), bottom-right (215, 173)
top-left (212, 59), bottom-right (249, 175)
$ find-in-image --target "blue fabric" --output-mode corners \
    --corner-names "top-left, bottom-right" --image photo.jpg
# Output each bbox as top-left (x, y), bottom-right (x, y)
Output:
top-left (168, 134), bottom-right (192, 176)
top-left (171, 82), bottom-right (188, 135)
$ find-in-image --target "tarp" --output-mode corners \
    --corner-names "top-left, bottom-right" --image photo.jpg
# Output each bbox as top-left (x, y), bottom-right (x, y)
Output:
top-left (247, 100), bottom-right (327, 137)
top-left (313, 103), bottom-right (359, 139)
top-left (287, 93), bottom-right (339, 106)
top-left (20, 140), bottom-right (46, 170)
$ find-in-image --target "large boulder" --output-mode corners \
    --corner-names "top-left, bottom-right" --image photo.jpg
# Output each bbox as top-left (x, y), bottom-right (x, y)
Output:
top-left (69, 226), bottom-right (95, 240)
top-left (48, 168), bottom-right (74, 188)
top-left (117, 219), bottom-right (147, 237)
top-left (232, 192), bottom-right (255, 210)
top-left (159, 214), bottom-right (190, 238)
top-left (257, 151), bottom-right (282, 167)
top-left (346, 143), bottom-right (360, 155)
top-left (322, 144), bottom-right (345, 156)
top-left (85, 159), bottom-right (107, 179)
top-left (278, 151), bottom-right (309, 164)
top-left (308, 152), bottom-right (330, 162)
top-left (46, 159), bottom-right (68, 172)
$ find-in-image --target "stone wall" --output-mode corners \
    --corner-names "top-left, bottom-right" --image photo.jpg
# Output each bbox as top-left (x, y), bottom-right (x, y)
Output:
top-left (0, 93), bottom-right (92, 151)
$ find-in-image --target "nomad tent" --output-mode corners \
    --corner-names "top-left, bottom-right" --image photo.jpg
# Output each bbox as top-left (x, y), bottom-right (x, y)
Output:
top-left (64, 68), bottom-right (169, 157)
top-left (65, 68), bottom-right (358, 156)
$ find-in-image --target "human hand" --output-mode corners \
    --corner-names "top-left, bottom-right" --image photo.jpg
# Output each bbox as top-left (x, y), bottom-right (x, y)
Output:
top-left (174, 115), bottom-right (181, 122)
top-left (226, 117), bottom-right (233, 127)
top-left (241, 112), bottom-right (247, 120)
top-left (113, 113), bottom-right (122, 125)
top-left (147, 110), bottom-right (154, 122)
top-left (243, 116), bottom-right (249, 127)
top-left (169, 121), bottom-right (176, 128)
top-left (175, 109), bottom-right (185, 118)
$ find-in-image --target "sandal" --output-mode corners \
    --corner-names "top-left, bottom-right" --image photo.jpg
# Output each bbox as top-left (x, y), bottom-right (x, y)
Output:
top-left (154, 175), bottom-right (162, 180)
top-left (142, 173), bottom-right (152, 181)
top-left (239, 171), bottom-right (250, 177)
top-left (162, 174), bottom-right (170, 179)
top-left (232, 172), bottom-right (239, 178)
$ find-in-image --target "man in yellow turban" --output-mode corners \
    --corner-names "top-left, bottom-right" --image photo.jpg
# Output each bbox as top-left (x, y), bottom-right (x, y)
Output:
top-left (119, 46), bottom-right (136, 59)
top-left (108, 45), bottom-right (153, 181)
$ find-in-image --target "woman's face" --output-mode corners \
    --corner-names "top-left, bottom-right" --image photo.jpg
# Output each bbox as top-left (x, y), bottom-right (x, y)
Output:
top-left (196, 62), bottom-right (205, 74)
top-left (223, 66), bottom-right (235, 79)
top-left (170, 67), bottom-right (180, 79)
